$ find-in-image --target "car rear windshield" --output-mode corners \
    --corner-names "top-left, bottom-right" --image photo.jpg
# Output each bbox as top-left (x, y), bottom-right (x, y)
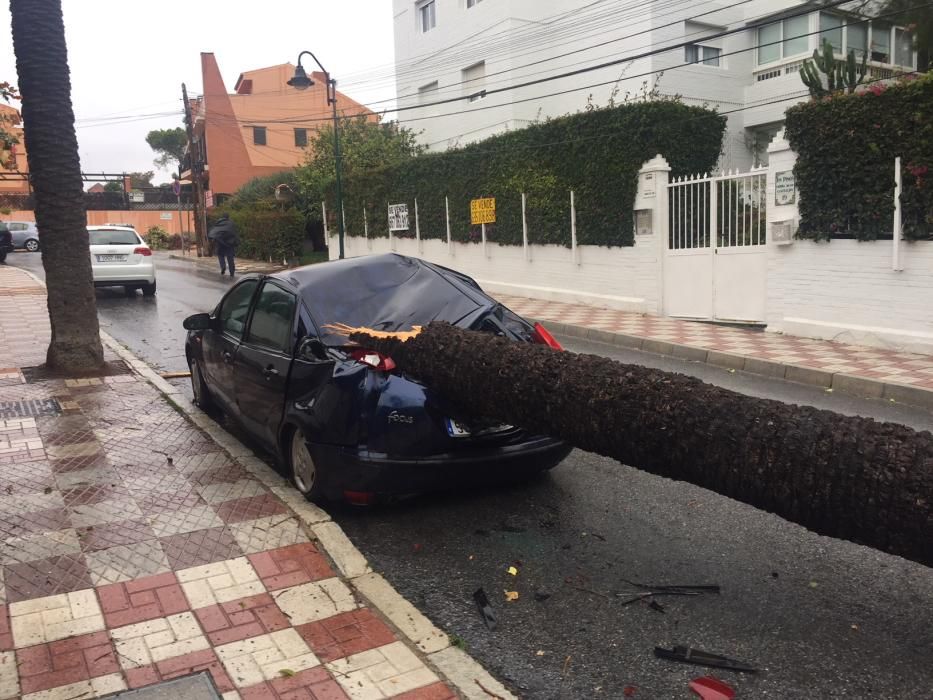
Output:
top-left (89, 229), bottom-right (140, 245)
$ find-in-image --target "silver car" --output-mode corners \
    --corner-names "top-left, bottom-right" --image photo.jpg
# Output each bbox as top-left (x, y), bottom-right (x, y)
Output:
top-left (7, 221), bottom-right (39, 251)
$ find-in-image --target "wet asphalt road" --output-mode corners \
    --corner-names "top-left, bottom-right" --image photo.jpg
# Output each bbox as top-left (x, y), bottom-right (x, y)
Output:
top-left (11, 251), bottom-right (933, 699)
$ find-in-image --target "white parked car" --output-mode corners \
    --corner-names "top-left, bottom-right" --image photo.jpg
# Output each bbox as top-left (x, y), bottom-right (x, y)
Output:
top-left (88, 225), bottom-right (156, 296)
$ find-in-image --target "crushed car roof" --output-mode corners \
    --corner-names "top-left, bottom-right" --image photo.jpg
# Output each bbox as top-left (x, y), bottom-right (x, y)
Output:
top-left (273, 253), bottom-right (496, 345)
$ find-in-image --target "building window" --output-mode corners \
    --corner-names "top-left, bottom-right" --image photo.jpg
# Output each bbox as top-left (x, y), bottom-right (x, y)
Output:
top-left (894, 28), bottom-right (913, 66)
top-left (253, 127), bottom-right (266, 146)
top-left (758, 22), bottom-right (781, 64)
top-left (871, 23), bottom-right (891, 62)
top-left (848, 21), bottom-right (868, 60)
top-left (783, 15), bottom-right (809, 56)
top-left (462, 61), bottom-right (486, 101)
top-left (685, 44), bottom-right (721, 66)
top-left (418, 0), bottom-right (436, 32)
top-left (758, 15), bottom-right (809, 64)
top-left (820, 13), bottom-right (844, 53)
top-left (418, 81), bottom-right (439, 104)
top-left (294, 128), bottom-right (308, 147)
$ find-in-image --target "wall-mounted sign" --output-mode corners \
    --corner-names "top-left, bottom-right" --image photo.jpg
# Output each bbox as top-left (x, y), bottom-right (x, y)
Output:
top-left (388, 203), bottom-right (409, 231)
top-left (635, 209), bottom-right (653, 235)
top-left (470, 197), bottom-right (496, 225)
top-left (160, 212), bottom-right (172, 220)
top-left (129, 191), bottom-right (144, 203)
top-left (640, 172), bottom-right (655, 199)
top-left (775, 170), bottom-right (796, 205)
top-left (205, 190), bottom-right (214, 208)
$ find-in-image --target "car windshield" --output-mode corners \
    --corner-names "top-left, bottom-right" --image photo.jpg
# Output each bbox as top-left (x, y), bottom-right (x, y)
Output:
top-left (89, 229), bottom-right (139, 245)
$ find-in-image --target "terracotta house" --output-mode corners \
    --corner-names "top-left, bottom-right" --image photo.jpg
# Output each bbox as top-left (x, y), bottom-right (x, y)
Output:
top-left (0, 103), bottom-right (29, 194)
top-left (183, 53), bottom-right (376, 201)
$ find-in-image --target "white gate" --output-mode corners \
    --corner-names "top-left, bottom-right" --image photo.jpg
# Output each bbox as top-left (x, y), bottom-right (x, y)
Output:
top-left (664, 168), bottom-right (768, 323)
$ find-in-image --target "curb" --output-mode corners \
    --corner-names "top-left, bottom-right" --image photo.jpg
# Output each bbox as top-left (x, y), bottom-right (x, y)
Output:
top-left (167, 253), bottom-right (287, 274)
top-left (13, 266), bottom-right (514, 700)
top-left (542, 320), bottom-right (933, 412)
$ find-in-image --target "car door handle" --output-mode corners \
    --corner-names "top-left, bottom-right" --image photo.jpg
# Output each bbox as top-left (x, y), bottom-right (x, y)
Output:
top-left (263, 366), bottom-right (279, 380)
top-left (222, 351), bottom-right (234, 364)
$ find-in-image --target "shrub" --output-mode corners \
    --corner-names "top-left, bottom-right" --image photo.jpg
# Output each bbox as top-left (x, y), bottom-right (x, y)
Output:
top-left (785, 73), bottom-right (933, 241)
top-left (222, 209), bottom-right (306, 260)
top-left (331, 100), bottom-right (725, 247)
top-left (144, 225), bottom-right (170, 250)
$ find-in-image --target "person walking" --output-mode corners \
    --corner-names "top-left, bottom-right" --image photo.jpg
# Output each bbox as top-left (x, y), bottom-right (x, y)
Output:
top-left (208, 214), bottom-right (239, 277)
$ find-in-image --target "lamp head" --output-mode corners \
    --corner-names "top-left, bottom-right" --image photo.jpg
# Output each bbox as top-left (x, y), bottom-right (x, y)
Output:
top-left (287, 64), bottom-right (313, 91)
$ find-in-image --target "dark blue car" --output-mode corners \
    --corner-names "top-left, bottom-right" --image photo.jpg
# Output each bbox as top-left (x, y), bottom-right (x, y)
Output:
top-left (184, 253), bottom-right (570, 503)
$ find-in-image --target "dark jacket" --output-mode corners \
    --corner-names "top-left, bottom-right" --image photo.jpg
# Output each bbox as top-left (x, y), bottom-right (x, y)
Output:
top-left (208, 216), bottom-right (239, 250)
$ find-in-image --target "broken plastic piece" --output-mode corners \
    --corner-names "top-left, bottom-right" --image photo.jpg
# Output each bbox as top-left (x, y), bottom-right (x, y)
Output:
top-left (473, 588), bottom-right (497, 631)
top-left (689, 677), bottom-right (735, 700)
top-left (654, 645), bottom-right (757, 673)
top-left (507, 566), bottom-right (518, 576)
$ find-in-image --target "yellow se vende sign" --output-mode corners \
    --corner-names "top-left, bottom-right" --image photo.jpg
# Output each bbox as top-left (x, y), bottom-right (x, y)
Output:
top-left (470, 197), bottom-right (496, 225)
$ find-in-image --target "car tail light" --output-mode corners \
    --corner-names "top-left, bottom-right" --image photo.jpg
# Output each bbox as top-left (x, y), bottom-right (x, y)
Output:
top-left (133, 247), bottom-right (152, 256)
top-left (348, 348), bottom-right (397, 372)
top-left (344, 490), bottom-right (376, 506)
top-left (532, 322), bottom-right (563, 351)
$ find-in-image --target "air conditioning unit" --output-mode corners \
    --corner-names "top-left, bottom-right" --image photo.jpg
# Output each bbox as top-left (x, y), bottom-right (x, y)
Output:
top-left (771, 220), bottom-right (795, 245)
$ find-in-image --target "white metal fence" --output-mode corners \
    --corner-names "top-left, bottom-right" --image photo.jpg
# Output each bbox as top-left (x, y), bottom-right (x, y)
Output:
top-left (668, 168), bottom-right (768, 251)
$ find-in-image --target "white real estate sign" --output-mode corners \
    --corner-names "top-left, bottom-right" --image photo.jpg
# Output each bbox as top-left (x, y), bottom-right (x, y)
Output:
top-left (388, 203), bottom-right (409, 231)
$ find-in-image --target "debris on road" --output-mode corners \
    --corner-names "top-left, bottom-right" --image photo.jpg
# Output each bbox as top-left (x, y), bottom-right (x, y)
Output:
top-left (504, 590), bottom-right (520, 602)
top-left (507, 566), bottom-right (518, 576)
top-left (617, 581), bottom-right (719, 607)
top-left (654, 645), bottom-right (757, 673)
top-left (159, 371), bottom-right (191, 379)
top-left (689, 676), bottom-right (736, 700)
top-left (473, 587), bottom-right (497, 630)
top-left (648, 600), bottom-right (666, 614)
top-left (534, 589), bottom-right (552, 602)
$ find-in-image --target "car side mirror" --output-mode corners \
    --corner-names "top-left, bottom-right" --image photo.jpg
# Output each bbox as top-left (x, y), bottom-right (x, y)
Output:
top-left (297, 337), bottom-right (329, 362)
top-left (183, 313), bottom-right (213, 331)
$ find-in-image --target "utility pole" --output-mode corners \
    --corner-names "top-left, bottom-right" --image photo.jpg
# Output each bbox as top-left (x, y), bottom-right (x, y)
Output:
top-left (182, 83), bottom-right (206, 256)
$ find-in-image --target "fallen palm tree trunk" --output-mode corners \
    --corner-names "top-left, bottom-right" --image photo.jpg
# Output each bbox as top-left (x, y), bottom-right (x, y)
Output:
top-left (350, 322), bottom-right (933, 568)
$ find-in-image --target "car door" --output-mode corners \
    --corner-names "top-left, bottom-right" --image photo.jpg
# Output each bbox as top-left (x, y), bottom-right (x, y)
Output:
top-left (201, 279), bottom-right (259, 413)
top-left (233, 280), bottom-right (298, 448)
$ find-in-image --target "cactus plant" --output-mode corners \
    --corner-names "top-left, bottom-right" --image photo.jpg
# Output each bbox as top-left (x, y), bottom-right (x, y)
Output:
top-left (800, 39), bottom-right (868, 98)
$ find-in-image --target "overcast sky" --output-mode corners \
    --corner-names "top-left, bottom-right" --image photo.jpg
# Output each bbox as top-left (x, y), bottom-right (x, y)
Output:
top-left (0, 1), bottom-right (397, 183)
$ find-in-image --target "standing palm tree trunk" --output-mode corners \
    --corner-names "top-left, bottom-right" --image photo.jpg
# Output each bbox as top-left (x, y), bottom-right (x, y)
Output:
top-left (10, 0), bottom-right (103, 372)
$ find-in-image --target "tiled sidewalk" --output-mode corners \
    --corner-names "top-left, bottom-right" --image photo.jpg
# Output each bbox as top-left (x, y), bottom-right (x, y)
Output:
top-left (499, 295), bottom-right (933, 393)
top-left (0, 266), bottom-right (461, 700)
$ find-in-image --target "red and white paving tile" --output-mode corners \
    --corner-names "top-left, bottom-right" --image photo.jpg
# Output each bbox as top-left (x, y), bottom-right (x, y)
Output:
top-left (0, 266), bottom-right (458, 699)
top-left (498, 294), bottom-right (933, 390)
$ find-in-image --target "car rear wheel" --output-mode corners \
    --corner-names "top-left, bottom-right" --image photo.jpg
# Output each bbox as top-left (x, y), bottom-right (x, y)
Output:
top-left (290, 429), bottom-right (323, 499)
top-left (0, 252), bottom-right (6, 264)
top-left (141, 281), bottom-right (156, 297)
top-left (24, 239), bottom-right (39, 252)
top-left (123, 285), bottom-right (137, 296)
top-left (189, 358), bottom-right (215, 411)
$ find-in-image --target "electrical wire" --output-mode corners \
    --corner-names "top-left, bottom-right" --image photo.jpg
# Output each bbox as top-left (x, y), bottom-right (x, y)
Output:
top-left (173, 0), bottom-right (924, 135)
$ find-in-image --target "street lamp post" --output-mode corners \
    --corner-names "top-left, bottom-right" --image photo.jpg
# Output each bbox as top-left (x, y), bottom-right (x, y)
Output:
top-left (287, 51), bottom-right (345, 260)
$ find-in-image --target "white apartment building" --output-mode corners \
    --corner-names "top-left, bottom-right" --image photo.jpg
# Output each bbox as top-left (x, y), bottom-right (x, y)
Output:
top-left (392, 0), bottom-right (917, 169)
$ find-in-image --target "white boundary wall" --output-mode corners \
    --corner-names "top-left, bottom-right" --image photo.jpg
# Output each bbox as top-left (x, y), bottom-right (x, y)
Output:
top-left (329, 141), bottom-right (933, 355)
top-left (336, 235), bottom-right (662, 314)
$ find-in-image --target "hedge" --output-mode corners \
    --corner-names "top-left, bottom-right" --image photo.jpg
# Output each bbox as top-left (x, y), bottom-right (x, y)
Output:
top-left (330, 100), bottom-right (725, 247)
top-left (208, 209), bottom-right (306, 260)
top-left (785, 73), bottom-right (933, 241)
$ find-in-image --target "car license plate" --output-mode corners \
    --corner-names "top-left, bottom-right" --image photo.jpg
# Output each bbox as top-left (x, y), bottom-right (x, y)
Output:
top-left (96, 254), bottom-right (126, 262)
top-left (446, 419), bottom-right (471, 437)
